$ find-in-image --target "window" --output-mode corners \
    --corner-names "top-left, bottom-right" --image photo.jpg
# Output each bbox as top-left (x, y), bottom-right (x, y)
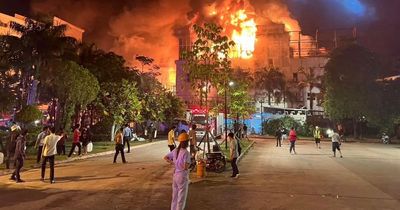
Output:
top-left (293, 73), bottom-right (298, 82)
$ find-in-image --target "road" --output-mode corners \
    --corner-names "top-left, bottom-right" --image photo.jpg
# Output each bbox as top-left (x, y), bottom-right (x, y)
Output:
top-left (0, 138), bottom-right (399, 210)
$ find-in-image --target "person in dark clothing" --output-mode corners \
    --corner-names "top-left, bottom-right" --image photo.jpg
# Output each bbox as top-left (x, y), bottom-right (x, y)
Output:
top-left (113, 128), bottom-right (126, 163)
top-left (275, 127), bottom-right (282, 147)
top-left (56, 129), bottom-right (67, 155)
top-left (123, 124), bottom-right (132, 153)
top-left (243, 124), bottom-right (248, 139)
top-left (10, 129), bottom-right (27, 183)
top-left (81, 127), bottom-right (92, 155)
top-left (5, 128), bottom-right (19, 169)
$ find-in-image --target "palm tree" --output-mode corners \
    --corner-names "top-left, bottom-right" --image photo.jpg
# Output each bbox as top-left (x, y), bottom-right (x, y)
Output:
top-left (297, 67), bottom-right (323, 113)
top-left (254, 67), bottom-right (286, 106)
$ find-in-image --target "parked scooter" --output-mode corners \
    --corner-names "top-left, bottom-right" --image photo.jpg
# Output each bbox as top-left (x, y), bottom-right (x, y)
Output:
top-left (382, 133), bottom-right (390, 144)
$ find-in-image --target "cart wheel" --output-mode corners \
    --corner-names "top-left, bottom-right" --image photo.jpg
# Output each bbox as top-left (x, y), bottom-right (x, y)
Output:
top-left (214, 159), bottom-right (226, 173)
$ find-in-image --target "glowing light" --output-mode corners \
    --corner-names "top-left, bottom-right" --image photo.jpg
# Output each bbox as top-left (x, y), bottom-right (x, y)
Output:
top-left (229, 10), bottom-right (257, 59)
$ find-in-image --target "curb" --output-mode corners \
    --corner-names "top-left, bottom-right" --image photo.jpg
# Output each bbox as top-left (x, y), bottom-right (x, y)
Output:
top-left (238, 140), bottom-right (256, 163)
top-left (0, 140), bottom-right (165, 176)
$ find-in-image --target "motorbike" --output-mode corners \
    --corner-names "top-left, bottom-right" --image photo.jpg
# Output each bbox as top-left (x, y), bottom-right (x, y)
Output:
top-left (189, 146), bottom-right (226, 173)
top-left (382, 133), bottom-right (390, 144)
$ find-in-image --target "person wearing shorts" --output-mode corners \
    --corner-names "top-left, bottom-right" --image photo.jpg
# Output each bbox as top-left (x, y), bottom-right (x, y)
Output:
top-left (314, 126), bottom-right (322, 149)
top-left (331, 131), bottom-right (343, 158)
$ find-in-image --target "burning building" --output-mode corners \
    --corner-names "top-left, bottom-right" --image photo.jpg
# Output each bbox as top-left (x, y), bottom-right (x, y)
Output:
top-left (175, 0), bottom-right (330, 115)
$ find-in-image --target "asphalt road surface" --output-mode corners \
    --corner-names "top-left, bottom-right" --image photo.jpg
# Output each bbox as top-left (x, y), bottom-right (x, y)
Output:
top-left (0, 138), bottom-right (399, 210)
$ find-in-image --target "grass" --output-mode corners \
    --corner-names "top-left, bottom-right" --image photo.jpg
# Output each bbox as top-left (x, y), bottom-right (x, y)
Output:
top-left (220, 138), bottom-right (253, 162)
top-left (0, 140), bottom-right (149, 171)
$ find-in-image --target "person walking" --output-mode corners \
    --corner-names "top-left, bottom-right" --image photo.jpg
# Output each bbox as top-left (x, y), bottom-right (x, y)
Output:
top-left (123, 124), bottom-right (132, 153)
top-left (331, 130), bottom-right (343, 158)
top-left (228, 132), bottom-right (239, 178)
top-left (68, 124), bottom-right (81, 157)
top-left (10, 129), bottom-right (27, 183)
top-left (289, 127), bottom-right (297, 154)
top-left (188, 124), bottom-right (197, 156)
top-left (113, 128), bottom-right (126, 163)
top-left (314, 126), bottom-right (322, 149)
top-left (41, 127), bottom-right (60, 184)
top-left (168, 126), bottom-right (176, 151)
top-left (56, 129), bottom-right (67, 155)
top-left (163, 132), bottom-right (191, 210)
top-left (35, 126), bottom-right (49, 164)
top-left (275, 127), bottom-right (282, 147)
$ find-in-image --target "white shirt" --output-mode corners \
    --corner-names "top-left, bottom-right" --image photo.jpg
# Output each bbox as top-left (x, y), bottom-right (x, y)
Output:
top-left (42, 134), bottom-right (61, 156)
top-left (331, 133), bottom-right (340, 142)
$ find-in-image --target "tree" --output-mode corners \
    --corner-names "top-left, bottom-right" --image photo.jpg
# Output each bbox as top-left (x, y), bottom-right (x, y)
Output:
top-left (99, 79), bottom-right (142, 140)
top-left (297, 67), bottom-right (323, 112)
top-left (229, 68), bottom-right (255, 120)
top-left (3, 17), bottom-right (78, 105)
top-left (15, 105), bottom-right (42, 127)
top-left (48, 61), bottom-right (99, 130)
top-left (254, 67), bottom-right (286, 105)
top-left (183, 22), bottom-right (235, 152)
top-left (163, 92), bottom-right (185, 125)
top-left (324, 44), bottom-right (382, 138)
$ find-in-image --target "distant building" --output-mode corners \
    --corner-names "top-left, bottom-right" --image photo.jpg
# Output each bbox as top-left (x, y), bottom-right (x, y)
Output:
top-left (0, 13), bottom-right (84, 41)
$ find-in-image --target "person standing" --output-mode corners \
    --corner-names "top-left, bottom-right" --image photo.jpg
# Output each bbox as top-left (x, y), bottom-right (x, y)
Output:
top-left (163, 132), bottom-right (191, 210)
top-left (81, 127), bottom-right (92, 155)
top-left (314, 126), bottom-right (322, 149)
top-left (113, 128), bottom-right (126, 163)
top-left (168, 126), bottom-right (176, 151)
top-left (331, 130), bottom-right (343, 158)
top-left (56, 129), bottom-right (67, 155)
top-left (228, 132), bottom-right (240, 178)
top-left (275, 127), bottom-right (282, 147)
top-left (41, 127), bottom-right (60, 184)
top-left (5, 123), bottom-right (20, 169)
top-left (35, 126), bottom-right (49, 164)
top-left (123, 124), bottom-right (132, 153)
top-left (243, 124), bottom-right (249, 140)
top-left (68, 124), bottom-right (81, 157)
top-left (188, 124), bottom-right (197, 156)
top-left (289, 127), bottom-right (297, 154)
top-left (10, 129), bottom-right (27, 183)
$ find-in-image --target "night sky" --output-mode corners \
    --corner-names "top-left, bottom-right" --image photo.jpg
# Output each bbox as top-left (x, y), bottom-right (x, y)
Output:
top-left (1, 0), bottom-right (399, 57)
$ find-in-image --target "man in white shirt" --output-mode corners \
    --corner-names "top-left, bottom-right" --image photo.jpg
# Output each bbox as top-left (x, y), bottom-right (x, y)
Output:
top-left (35, 126), bottom-right (49, 164)
top-left (41, 127), bottom-right (61, 184)
top-left (331, 130), bottom-right (343, 158)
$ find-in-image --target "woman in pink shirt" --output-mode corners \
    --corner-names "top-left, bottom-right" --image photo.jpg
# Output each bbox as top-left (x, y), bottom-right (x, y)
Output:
top-left (289, 127), bottom-right (297, 154)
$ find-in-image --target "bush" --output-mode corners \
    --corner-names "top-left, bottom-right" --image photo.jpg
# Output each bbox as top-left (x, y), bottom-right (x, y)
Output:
top-left (90, 116), bottom-right (113, 141)
top-left (263, 116), bottom-right (304, 136)
top-left (15, 105), bottom-right (43, 126)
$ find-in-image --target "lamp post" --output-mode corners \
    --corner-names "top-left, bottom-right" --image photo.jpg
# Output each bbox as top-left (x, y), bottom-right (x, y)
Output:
top-left (260, 99), bottom-right (264, 135)
top-left (224, 81), bottom-right (234, 149)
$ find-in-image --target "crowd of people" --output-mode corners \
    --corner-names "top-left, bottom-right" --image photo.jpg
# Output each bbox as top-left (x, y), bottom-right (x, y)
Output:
top-left (4, 123), bottom-right (94, 184)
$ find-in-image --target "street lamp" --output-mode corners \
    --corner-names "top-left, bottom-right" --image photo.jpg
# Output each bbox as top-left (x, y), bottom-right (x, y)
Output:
top-left (224, 81), bottom-right (234, 149)
top-left (260, 99), bottom-right (264, 135)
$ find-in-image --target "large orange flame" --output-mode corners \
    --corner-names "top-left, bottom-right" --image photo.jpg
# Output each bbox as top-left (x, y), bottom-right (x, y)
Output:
top-left (229, 10), bottom-right (257, 59)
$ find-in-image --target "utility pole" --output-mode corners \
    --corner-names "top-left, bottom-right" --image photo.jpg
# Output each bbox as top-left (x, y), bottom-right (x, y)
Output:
top-left (224, 80), bottom-right (228, 149)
